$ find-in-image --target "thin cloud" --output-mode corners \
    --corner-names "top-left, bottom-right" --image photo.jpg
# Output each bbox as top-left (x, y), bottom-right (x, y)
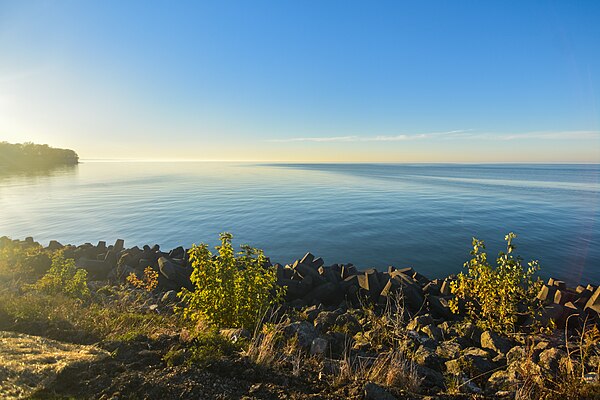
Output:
top-left (267, 130), bottom-right (470, 143)
top-left (267, 130), bottom-right (600, 143)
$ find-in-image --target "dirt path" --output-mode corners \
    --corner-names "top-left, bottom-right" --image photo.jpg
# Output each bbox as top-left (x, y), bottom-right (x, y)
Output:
top-left (0, 330), bottom-right (108, 399)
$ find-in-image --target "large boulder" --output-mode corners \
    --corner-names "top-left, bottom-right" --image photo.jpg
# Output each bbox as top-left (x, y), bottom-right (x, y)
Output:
top-left (480, 330), bottom-right (513, 355)
top-left (158, 257), bottom-right (193, 291)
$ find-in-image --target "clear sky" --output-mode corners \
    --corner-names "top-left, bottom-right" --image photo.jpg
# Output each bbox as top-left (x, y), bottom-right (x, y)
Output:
top-left (1, 0), bottom-right (599, 162)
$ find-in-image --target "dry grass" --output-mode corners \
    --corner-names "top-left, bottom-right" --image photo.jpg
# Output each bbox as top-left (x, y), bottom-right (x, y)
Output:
top-left (0, 331), bottom-right (108, 399)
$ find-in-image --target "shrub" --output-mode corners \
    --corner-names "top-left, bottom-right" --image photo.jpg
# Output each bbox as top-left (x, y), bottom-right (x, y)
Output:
top-left (27, 251), bottom-right (89, 300)
top-left (126, 266), bottom-right (159, 292)
top-left (449, 233), bottom-right (542, 334)
top-left (178, 233), bottom-right (284, 330)
top-left (0, 238), bottom-right (52, 279)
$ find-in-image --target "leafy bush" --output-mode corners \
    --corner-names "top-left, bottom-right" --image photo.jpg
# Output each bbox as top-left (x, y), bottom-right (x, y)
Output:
top-left (178, 233), bottom-right (284, 330)
top-left (126, 266), bottom-right (159, 292)
top-left (449, 233), bottom-right (542, 334)
top-left (0, 238), bottom-right (52, 279)
top-left (28, 251), bottom-right (90, 300)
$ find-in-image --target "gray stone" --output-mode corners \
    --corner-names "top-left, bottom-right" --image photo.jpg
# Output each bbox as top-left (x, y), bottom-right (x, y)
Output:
top-left (414, 345), bottom-right (440, 369)
top-left (584, 286), bottom-right (600, 315)
top-left (363, 382), bottom-right (397, 400)
top-left (314, 311), bottom-right (338, 333)
top-left (284, 321), bottom-right (318, 349)
top-left (506, 346), bottom-right (527, 365)
top-left (161, 290), bottom-right (179, 304)
top-left (158, 257), bottom-right (193, 291)
top-left (538, 348), bottom-right (566, 372)
top-left (480, 330), bottom-right (513, 355)
top-left (436, 341), bottom-right (462, 359)
top-left (422, 324), bottom-right (443, 342)
top-left (310, 337), bottom-right (329, 356)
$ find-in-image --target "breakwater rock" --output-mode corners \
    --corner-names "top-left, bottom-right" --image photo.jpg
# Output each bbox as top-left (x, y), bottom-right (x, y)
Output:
top-left (4, 236), bottom-right (599, 329)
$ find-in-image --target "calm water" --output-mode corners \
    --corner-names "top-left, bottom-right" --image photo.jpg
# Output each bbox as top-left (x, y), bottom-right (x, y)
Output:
top-left (0, 162), bottom-right (598, 285)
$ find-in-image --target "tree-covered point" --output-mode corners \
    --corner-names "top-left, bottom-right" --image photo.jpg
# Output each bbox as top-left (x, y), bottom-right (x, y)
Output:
top-left (0, 141), bottom-right (79, 170)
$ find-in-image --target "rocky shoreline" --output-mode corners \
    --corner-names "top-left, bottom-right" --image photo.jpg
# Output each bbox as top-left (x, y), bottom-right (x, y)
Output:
top-left (1, 235), bottom-right (599, 399)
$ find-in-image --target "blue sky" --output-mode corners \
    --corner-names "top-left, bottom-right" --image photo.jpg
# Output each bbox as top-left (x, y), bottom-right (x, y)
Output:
top-left (1, 0), bottom-right (599, 162)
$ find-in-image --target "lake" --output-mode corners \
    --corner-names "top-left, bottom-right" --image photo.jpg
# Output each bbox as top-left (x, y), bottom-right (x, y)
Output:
top-left (0, 162), bottom-right (598, 286)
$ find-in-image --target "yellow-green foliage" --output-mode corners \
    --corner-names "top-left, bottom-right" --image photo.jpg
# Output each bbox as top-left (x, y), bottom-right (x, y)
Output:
top-left (0, 238), bottom-right (51, 279)
top-left (126, 266), bottom-right (159, 292)
top-left (28, 251), bottom-right (89, 300)
top-left (449, 233), bottom-right (542, 334)
top-left (178, 233), bottom-right (285, 330)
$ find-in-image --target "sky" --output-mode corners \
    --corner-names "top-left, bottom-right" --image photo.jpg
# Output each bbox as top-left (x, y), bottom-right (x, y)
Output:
top-left (1, 0), bottom-right (599, 162)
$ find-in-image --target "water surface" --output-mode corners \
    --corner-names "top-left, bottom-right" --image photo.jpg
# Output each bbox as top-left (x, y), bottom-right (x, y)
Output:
top-left (0, 162), bottom-right (598, 285)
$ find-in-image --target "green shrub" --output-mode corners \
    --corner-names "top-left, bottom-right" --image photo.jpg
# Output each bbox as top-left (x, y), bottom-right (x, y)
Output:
top-left (178, 233), bottom-right (284, 330)
top-left (449, 233), bottom-right (542, 334)
top-left (27, 251), bottom-right (89, 300)
top-left (0, 239), bottom-right (52, 279)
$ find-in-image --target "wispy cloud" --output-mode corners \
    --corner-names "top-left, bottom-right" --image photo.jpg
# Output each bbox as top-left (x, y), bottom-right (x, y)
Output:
top-left (267, 130), bottom-right (600, 143)
top-left (267, 130), bottom-right (470, 143)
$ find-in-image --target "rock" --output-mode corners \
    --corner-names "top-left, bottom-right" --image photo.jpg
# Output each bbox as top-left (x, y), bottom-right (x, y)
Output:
top-left (480, 331), bottom-right (513, 355)
top-left (407, 314), bottom-right (434, 331)
top-left (310, 337), bottom-right (329, 356)
top-left (422, 324), bottom-right (443, 342)
top-left (314, 311), bottom-right (338, 333)
top-left (303, 282), bottom-right (343, 305)
top-left (334, 313), bottom-right (361, 336)
top-left (538, 348), bottom-right (566, 372)
top-left (113, 239), bottom-right (125, 253)
top-left (436, 341), bottom-right (462, 359)
top-left (414, 345), bottom-right (440, 369)
top-left (487, 369), bottom-right (520, 393)
top-left (158, 257), bottom-right (193, 291)
top-left (76, 258), bottom-right (110, 279)
top-left (506, 346), bottom-right (527, 365)
top-left (584, 286), bottom-right (600, 315)
top-left (446, 347), bottom-right (495, 376)
top-left (417, 365), bottom-right (445, 389)
top-left (47, 240), bottom-right (63, 250)
top-left (428, 295), bottom-right (452, 318)
top-left (537, 285), bottom-right (557, 304)
top-left (440, 278), bottom-right (452, 296)
top-left (284, 321), bottom-right (318, 349)
top-left (161, 290), bottom-right (179, 304)
top-left (363, 382), bottom-right (397, 400)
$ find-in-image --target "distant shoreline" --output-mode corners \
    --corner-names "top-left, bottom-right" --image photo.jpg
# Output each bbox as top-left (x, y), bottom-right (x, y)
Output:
top-left (0, 142), bottom-right (79, 171)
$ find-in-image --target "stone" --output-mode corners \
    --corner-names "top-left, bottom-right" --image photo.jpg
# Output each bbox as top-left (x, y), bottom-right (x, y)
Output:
top-left (284, 321), bottom-right (318, 349)
top-left (303, 282), bottom-right (343, 305)
top-left (76, 258), bottom-right (110, 279)
top-left (161, 290), bottom-right (179, 304)
top-left (407, 314), bottom-right (434, 331)
top-left (168, 246), bottom-right (185, 259)
top-left (310, 337), bottom-right (329, 356)
top-left (554, 289), bottom-right (575, 305)
top-left (158, 257), bottom-right (193, 291)
top-left (314, 311), bottom-right (338, 333)
top-left (584, 286), bottom-right (600, 315)
top-left (538, 348), bottom-right (566, 372)
top-left (440, 279), bottom-right (452, 296)
top-left (436, 341), bottom-right (462, 359)
top-left (506, 346), bottom-right (527, 365)
top-left (422, 324), bottom-right (443, 342)
top-left (363, 382), bottom-right (397, 400)
top-left (113, 239), bottom-right (125, 253)
top-left (417, 366), bottom-right (446, 389)
top-left (300, 252), bottom-right (315, 265)
top-left (414, 345), bottom-right (440, 369)
top-left (537, 285), bottom-right (557, 304)
top-left (480, 331), bottom-right (513, 355)
top-left (293, 261), bottom-right (324, 284)
top-left (335, 313), bottom-right (361, 336)
top-left (47, 240), bottom-right (63, 250)
top-left (428, 295), bottom-right (452, 318)
top-left (487, 369), bottom-right (520, 393)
